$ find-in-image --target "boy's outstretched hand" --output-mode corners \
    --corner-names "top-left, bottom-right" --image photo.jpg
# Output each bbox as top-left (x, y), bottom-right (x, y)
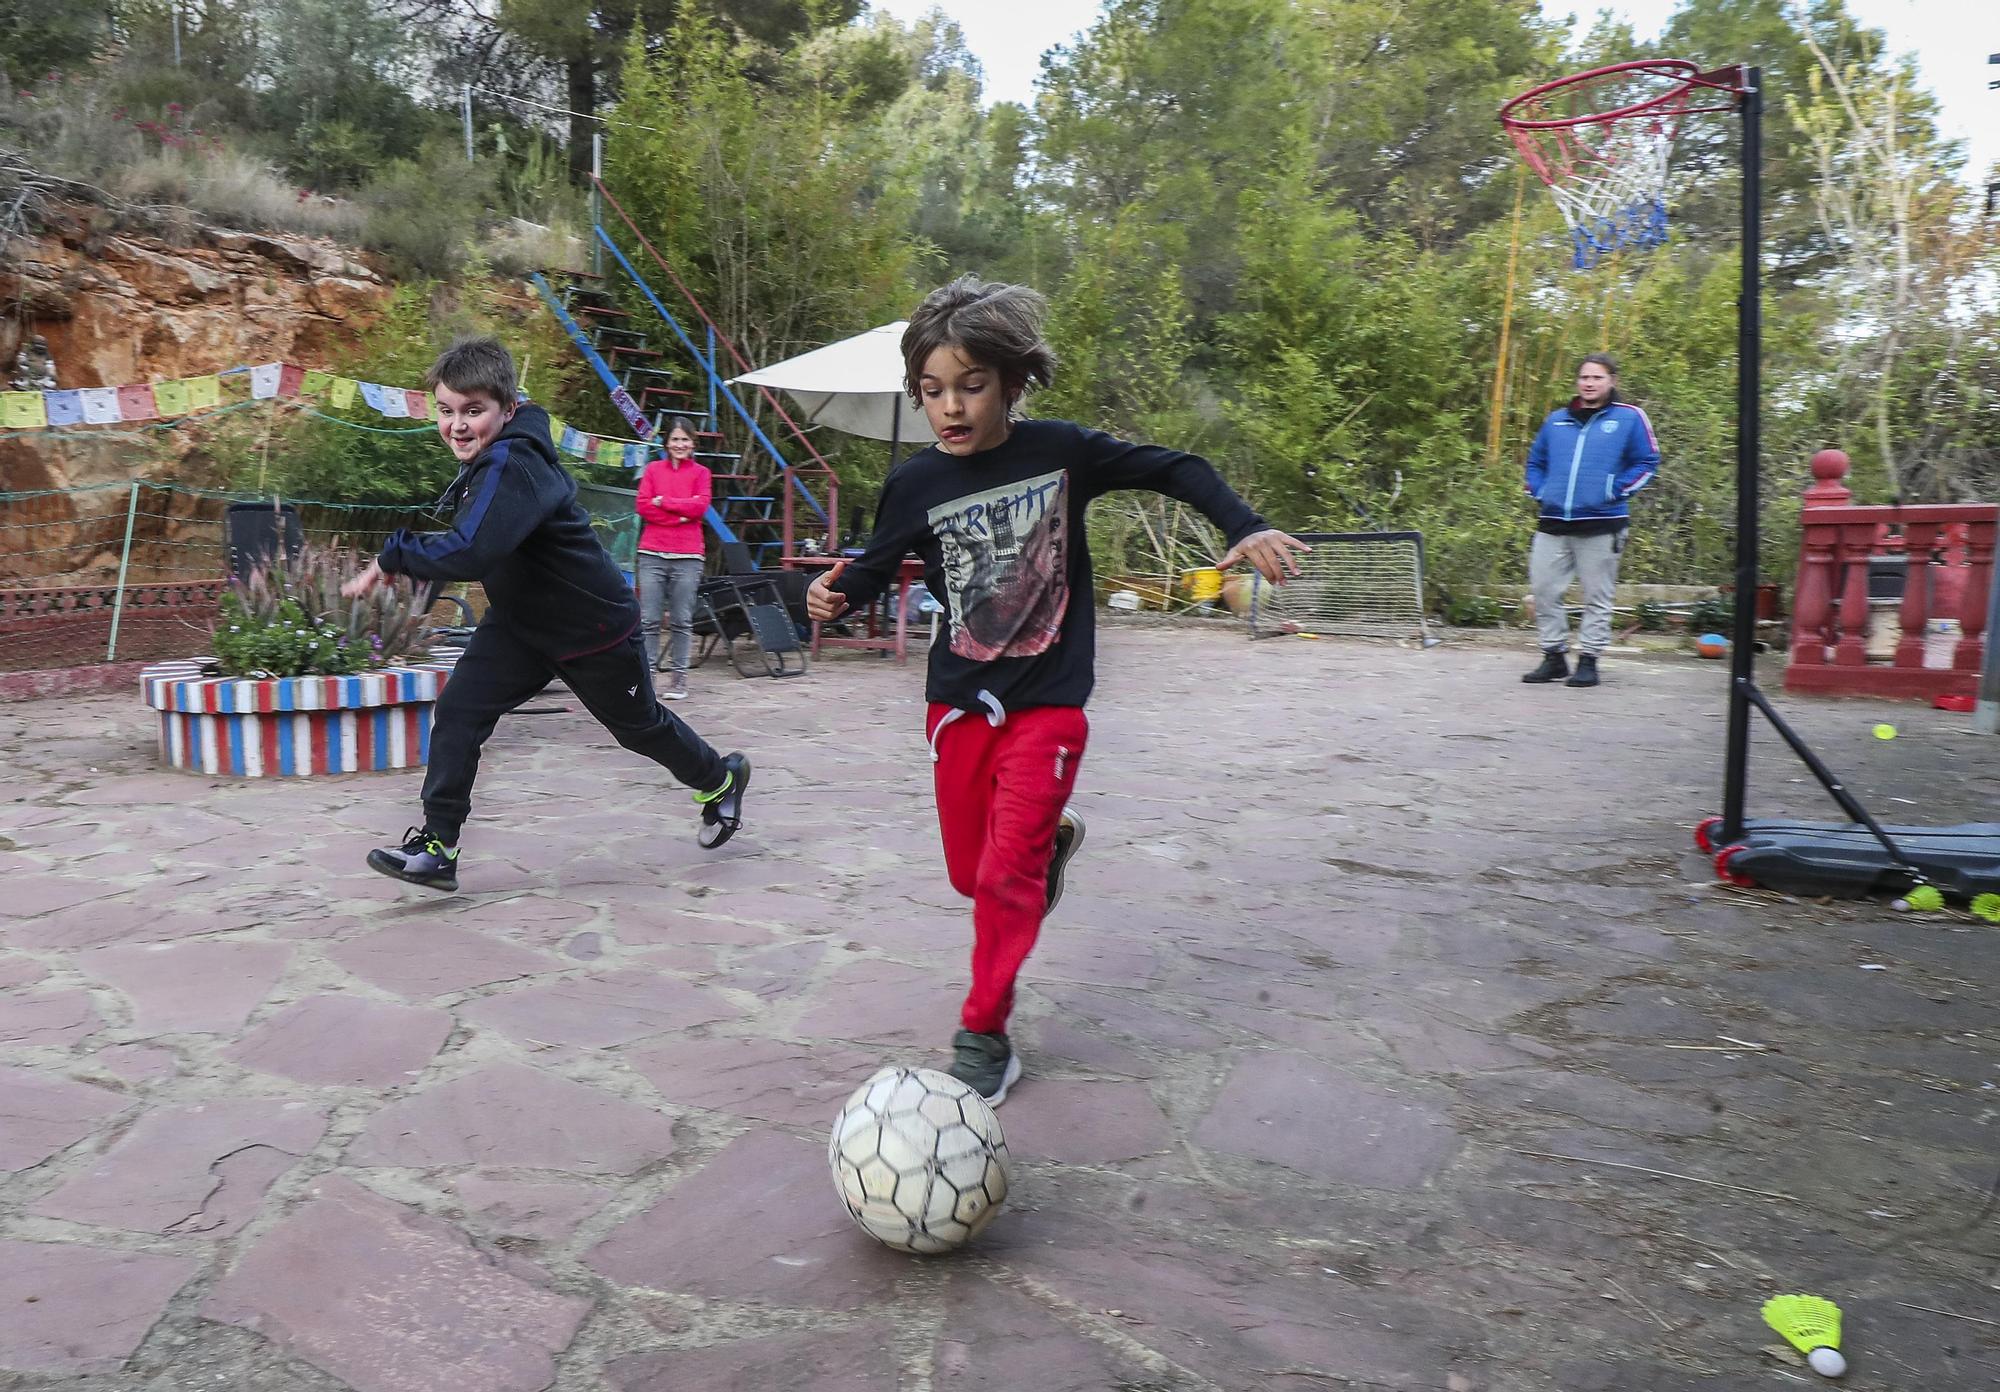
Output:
top-left (1218, 528), bottom-right (1311, 584)
top-left (805, 559), bottom-right (850, 622)
top-left (341, 559), bottom-right (386, 600)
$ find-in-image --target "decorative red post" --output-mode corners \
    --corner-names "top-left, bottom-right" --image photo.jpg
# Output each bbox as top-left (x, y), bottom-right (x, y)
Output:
top-left (1893, 519), bottom-right (1938, 669)
top-left (1955, 517), bottom-right (1994, 676)
top-left (1790, 520), bottom-right (1836, 666)
top-left (1832, 521), bottom-right (1874, 667)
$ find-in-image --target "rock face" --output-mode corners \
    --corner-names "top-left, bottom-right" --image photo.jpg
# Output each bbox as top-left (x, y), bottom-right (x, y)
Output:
top-left (0, 199), bottom-right (391, 496)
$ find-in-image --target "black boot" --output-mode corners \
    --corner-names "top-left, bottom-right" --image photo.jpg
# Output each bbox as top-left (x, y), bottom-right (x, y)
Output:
top-left (1521, 649), bottom-right (1570, 684)
top-left (1565, 653), bottom-right (1600, 688)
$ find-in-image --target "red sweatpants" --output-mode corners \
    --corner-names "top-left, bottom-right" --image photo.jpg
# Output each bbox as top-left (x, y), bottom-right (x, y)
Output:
top-left (929, 702), bottom-right (1088, 1035)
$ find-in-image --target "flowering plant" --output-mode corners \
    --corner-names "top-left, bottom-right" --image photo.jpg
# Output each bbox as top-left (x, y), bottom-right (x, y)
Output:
top-left (209, 540), bottom-right (435, 679)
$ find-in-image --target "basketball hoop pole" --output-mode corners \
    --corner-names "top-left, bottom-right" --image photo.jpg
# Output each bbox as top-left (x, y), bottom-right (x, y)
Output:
top-left (1720, 65), bottom-right (1761, 842)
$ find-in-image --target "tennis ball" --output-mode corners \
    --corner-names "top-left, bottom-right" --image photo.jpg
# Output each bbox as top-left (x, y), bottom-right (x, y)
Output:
top-left (1905, 885), bottom-right (1945, 913)
top-left (1872, 723), bottom-right (1897, 740)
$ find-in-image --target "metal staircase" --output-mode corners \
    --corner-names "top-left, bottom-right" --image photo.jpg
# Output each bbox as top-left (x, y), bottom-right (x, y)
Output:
top-left (527, 184), bottom-right (843, 570)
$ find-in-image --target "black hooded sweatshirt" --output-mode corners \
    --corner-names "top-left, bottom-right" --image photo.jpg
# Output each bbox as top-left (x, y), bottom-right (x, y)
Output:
top-left (376, 404), bottom-right (639, 661)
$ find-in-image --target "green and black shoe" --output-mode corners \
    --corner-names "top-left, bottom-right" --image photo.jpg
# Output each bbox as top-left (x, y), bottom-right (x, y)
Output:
top-left (949, 1028), bottom-right (1022, 1107)
top-left (694, 752), bottom-right (750, 849)
top-left (367, 827), bottom-right (460, 893)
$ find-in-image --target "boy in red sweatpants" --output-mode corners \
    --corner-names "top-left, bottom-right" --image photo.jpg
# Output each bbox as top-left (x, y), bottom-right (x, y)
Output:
top-left (807, 277), bottom-right (1304, 1103)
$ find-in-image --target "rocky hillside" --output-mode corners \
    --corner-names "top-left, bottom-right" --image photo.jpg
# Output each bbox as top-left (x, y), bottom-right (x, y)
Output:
top-left (1, 197), bottom-right (392, 494)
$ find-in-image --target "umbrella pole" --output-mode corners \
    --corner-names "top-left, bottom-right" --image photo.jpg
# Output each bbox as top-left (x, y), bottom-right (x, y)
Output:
top-left (889, 396), bottom-right (901, 473)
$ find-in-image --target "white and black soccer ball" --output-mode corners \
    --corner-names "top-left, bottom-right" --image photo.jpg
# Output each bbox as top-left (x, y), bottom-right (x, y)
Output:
top-left (828, 1065), bottom-right (1010, 1254)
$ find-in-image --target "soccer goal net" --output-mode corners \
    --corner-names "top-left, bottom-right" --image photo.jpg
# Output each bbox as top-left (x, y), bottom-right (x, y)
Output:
top-left (1245, 530), bottom-right (1435, 644)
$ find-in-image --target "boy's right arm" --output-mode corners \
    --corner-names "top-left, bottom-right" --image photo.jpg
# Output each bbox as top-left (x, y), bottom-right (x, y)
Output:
top-left (810, 475), bottom-right (918, 618)
top-left (379, 452), bottom-right (546, 582)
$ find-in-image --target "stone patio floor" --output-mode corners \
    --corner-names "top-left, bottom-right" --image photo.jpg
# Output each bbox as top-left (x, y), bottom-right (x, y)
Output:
top-left (1, 624), bottom-right (1996, 1391)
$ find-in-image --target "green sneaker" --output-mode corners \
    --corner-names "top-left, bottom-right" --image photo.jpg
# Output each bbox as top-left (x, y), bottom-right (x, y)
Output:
top-left (367, 827), bottom-right (460, 892)
top-left (949, 1028), bottom-right (1022, 1106)
top-left (1045, 808), bottom-right (1085, 915)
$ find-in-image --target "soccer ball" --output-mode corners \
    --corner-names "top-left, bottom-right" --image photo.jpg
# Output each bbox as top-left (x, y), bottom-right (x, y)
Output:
top-left (828, 1065), bottom-right (1010, 1254)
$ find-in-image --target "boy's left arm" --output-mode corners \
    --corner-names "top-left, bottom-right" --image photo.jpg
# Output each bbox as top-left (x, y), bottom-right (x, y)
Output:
top-left (1614, 407), bottom-right (1661, 499)
top-left (1080, 428), bottom-right (1308, 582)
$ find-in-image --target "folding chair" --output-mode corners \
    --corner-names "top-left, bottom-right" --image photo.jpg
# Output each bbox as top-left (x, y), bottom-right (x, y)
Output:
top-left (693, 540), bottom-right (809, 679)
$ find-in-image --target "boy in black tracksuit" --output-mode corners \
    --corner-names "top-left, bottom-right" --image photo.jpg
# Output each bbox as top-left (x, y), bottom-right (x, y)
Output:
top-left (345, 336), bottom-right (749, 892)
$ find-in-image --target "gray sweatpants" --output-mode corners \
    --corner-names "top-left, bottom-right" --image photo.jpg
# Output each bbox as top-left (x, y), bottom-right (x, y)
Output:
top-left (1530, 528), bottom-right (1627, 656)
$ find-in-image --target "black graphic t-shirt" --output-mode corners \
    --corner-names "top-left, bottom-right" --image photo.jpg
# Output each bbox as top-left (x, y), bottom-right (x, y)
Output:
top-left (830, 419), bottom-right (1267, 712)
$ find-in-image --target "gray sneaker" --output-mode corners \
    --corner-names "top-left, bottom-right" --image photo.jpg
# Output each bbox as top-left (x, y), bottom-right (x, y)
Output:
top-left (660, 671), bottom-right (688, 701)
top-left (367, 827), bottom-right (460, 892)
top-left (1045, 808), bottom-right (1085, 915)
top-left (949, 1028), bottom-right (1022, 1106)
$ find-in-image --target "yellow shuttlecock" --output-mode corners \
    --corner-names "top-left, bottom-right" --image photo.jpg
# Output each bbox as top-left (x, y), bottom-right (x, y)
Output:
top-left (1903, 884), bottom-right (1945, 913)
top-left (1763, 1293), bottom-right (1846, 1378)
top-left (1971, 892), bottom-right (2000, 924)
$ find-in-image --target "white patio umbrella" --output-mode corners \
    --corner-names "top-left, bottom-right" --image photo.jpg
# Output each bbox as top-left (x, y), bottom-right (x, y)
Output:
top-left (728, 321), bottom-right (935, 455)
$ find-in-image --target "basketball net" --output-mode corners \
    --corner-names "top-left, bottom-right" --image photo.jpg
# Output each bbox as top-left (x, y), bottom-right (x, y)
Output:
top-left (1501, 61), bottom-right (1743, 269)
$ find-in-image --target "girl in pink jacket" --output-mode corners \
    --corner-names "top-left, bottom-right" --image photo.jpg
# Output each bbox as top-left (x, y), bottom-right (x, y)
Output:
top-left (634, 418), bottom-right (712, 699)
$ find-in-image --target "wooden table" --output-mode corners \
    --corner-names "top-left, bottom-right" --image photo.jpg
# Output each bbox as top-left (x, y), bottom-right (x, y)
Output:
top-left (786, 555), bottom-right (927, 665)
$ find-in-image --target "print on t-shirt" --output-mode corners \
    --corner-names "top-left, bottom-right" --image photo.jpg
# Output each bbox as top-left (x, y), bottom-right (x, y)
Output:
top-left (926, 469), bottom-right (1069, 662)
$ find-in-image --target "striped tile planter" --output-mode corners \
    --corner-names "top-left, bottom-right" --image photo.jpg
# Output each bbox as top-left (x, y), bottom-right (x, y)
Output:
top-left (139, 651), bottom-right (460, 777)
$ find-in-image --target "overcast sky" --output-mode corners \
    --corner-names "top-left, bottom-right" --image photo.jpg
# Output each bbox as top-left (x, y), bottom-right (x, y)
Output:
top-left (869, 0), bottom-right (1997, 184)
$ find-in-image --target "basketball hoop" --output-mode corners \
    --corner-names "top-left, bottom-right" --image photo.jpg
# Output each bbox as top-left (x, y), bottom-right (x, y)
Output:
top-left (1500, 60), bottom-right (1746, 268)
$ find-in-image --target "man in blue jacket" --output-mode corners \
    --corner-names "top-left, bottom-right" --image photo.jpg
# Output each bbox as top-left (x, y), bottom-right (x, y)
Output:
top-left (1521, 353), bottom-right (1659, 688)
top-left (340, 336), bottom-right (750, 890)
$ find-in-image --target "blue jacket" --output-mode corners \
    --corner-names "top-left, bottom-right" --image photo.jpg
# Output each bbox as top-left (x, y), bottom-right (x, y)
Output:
top-left (1524, 395), bottom-right (1660, 523)
top-left (378, 404), bottom-right (639, 660)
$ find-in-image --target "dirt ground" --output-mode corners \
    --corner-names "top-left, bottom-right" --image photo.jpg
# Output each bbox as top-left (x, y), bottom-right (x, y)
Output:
top-left (1, 623), bottom-right (1996, 1391)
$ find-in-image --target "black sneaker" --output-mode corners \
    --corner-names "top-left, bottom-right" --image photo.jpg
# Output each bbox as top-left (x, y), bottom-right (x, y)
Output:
top-left (694, 752), bottom-right (750, 849)
top-left (1045, 808), bottom-right (1085, 915)
top-left (949, 1028), bottom-right (1022, 1106)
top-left (1521, 649), bottom-right (1570, 683)
top-left (1566, 653), bottom-right (1600, 688)
top-left (367, 827), bottom-right (460, 892)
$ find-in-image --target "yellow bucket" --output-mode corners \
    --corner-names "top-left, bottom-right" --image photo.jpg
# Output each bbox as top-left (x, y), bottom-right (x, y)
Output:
top-left (1181, 567), bottom-right (1223, 602)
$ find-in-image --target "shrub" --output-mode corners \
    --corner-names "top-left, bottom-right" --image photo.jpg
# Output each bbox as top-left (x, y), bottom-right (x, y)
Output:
top-left (1635, 600), bottom-right (1669, 632)
top-left (1443, 593), bottom-right (1504, 628)
top-left (360, 145), bottom-right (497, 279)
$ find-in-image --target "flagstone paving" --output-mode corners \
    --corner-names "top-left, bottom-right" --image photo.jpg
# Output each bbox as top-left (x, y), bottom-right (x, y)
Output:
top-left (0, 625), bottom-right (1996, 1390)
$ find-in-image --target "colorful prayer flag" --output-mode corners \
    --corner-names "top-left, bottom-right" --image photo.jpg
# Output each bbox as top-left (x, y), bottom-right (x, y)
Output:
top-left (277, 364), bottom-right (305, 397)
top-left (79, 388), bottom-right (120, 424)
top-left (249, 364), bottom-right (282, 400)
top-left (358, 382), bottom-right (387, 413)
top-left (379, 388), bottom-right (408, 419)
top-left (117, 384), bottom-right (158, 421)
top-left (584, 435), bottom-right (601, 461)
top-left (329, 377), bottom-right (358, 409)
top-left (1, 392), bottom-right (48, 429)
top-left (301, 370), bottom-right (331, 395)
top-left (560, 426), bottom-right (583, 453)
top-left (43, 390), bottom-right (83, 427)
top-left (184, 375), bottom-right (221, 411)
top-left (625, 443), bottom-right (645, 469)
top-left (548, 416), bottom-right (566, 446)
top-left (152, 380), bottom-right (191, 416)
top-left (404, 390), bottom-right (429, 419)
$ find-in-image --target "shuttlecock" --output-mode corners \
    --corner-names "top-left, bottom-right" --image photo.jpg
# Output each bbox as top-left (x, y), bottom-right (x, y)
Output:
top-left (1763, 1293), bottom-right (1845, 1379)
top-left (1903, 884), bottom-right (1944, 913)
top-left (1970, 892), bottom-right (2000, 924)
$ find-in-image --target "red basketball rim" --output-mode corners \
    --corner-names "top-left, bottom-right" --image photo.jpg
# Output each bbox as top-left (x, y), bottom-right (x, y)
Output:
top-left (1499, 59), bottom-right (1741, 131)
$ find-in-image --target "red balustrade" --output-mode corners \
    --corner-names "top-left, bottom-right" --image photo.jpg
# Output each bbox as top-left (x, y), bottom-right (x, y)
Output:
top-left (1783, 449), bottom-right (1996, 700)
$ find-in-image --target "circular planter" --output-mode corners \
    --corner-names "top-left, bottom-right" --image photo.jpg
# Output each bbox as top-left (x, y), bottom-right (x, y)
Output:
top-left (139, 651), bottom-right (459, 777)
